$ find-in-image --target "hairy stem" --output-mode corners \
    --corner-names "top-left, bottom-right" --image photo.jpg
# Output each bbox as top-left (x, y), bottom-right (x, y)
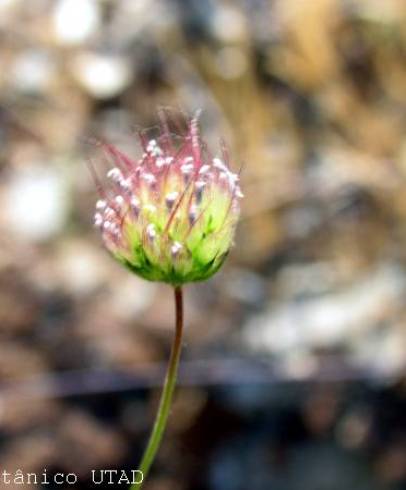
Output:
top-left (131, 286), bottom-right (184, 489)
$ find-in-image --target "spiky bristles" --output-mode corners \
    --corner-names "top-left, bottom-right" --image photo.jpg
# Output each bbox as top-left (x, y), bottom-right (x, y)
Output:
top-left (90, 113), bottom-right (243, 285)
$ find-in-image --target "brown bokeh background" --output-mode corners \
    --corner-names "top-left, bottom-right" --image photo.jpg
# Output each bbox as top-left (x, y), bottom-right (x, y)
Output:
top-left (1, 0), bottom-right (406, 489)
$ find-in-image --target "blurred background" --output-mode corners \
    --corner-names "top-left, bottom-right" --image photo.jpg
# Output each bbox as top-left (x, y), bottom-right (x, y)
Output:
top-left (1, 0), bottom-right (406, 488)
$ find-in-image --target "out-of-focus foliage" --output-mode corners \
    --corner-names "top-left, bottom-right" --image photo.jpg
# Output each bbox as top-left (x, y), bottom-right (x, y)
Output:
top-left (0, 0), bottom-right (406, 489)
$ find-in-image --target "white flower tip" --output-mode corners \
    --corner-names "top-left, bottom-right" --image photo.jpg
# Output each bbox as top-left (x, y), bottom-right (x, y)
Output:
top-left (171, 241), bottom-right (182, 257)
top-left (142, 173), bottom-right (156, 185)
top-left (213, 158), bottom-right (227, 171)
top-left (199, 165), bottom-right (210, 174)
top-left (107, 167), bottom-right (122, 182)
top-left (146, 139), bottom-right (163, 156)
top-left (94, 213), bottom-right (103, 226)
top-left (130, 197), bottom-right (140, 216)
top-left (114, 195), bottom-right (125, 206)
top-left (165, 191), bottom-right (179, 209)
top-left (181, 163), bottom-right (194, 174)
top-left (189, 204), bottom-right (198, 224)
top-left (119, 178), bottom-right (132, 191)
top-left (130, 196), bottom-right (139, 207)
top-left (96, 199), bottom-right (107, 210)
top-left (146, 223), bottom-right (156, 240)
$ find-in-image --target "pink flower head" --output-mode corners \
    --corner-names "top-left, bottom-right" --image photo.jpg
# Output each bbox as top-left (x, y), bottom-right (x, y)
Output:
top-left (90, 112), bottom-right (243, 284)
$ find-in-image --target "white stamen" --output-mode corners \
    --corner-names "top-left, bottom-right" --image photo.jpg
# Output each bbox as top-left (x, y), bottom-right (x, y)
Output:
top-left (114, 195), bottom-right (125, 207)
top-left (189, 204), bottom-right (198, 225)
top-left (147, 139), bottom-right (163, 157)
top-left (171, 241), bottom-right (182, 258)
top-left (213, 157), bottom-right (227, 171)
top-left (119, 178), bottom-right (132, 192)
top-left (156, 156), bottom-right (174, 168)
top-left (223, 172), bottom-right (239, 191)
top-left (142, 173), bottom-right (156, 185)
top-left (228, 172), bottom-right (239, 183)
top-left (165, 191), bottom-right (179, 209)
top-left (183, 156), bottom-right (193, 164)
top-left (195, 181), bottom-right (206, 203)
top-left (235, 188), bottom-right (244, 198)
top-left (104, 207), bottom-right (116, 220)
top-left (107, 167), bottom-right (122, 182)
top-left (181, 163), bottom-right (194, 174)
top-left (110, 223), bottom-right (120, 235)
top-left (146, 223), bottom-right (156, 240)
top-left (199, 165), bottom-right (210, 174)
top-left (94, 213), bottom-right (103, 227)
top-left (103, 221), bottom-right (112, 231)
top-left (96, 199), bottom-right (107, 210)
top-left (130, 197), bottom-right (140, 216)
top-left (130, 196), bottom-right (139, 207)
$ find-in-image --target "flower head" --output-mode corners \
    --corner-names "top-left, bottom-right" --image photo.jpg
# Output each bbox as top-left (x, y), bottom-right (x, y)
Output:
top-left (91, 113), bottom-right (243, 285)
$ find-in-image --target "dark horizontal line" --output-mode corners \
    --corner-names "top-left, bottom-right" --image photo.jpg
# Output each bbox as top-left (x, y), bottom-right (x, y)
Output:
top-left (0, 358), bottom-right (393, 400)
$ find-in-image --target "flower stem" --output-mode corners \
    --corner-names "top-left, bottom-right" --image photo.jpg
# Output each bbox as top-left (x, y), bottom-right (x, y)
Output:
top-left (131, 286), bottom-right (184, 489)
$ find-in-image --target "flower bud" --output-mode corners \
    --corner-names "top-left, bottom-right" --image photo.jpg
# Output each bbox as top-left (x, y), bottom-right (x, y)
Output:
top-left (91, 113), bottom-right (242, 285)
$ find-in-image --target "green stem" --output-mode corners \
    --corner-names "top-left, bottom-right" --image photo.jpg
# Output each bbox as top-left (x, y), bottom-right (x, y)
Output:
top-left (131, 286), bottom-right (184, 489)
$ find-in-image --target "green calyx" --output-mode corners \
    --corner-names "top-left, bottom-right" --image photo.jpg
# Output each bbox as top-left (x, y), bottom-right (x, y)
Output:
top-left (119, 249), bottom-right (229, 285)
top-left (114, 211), bottom-right (235, 285)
